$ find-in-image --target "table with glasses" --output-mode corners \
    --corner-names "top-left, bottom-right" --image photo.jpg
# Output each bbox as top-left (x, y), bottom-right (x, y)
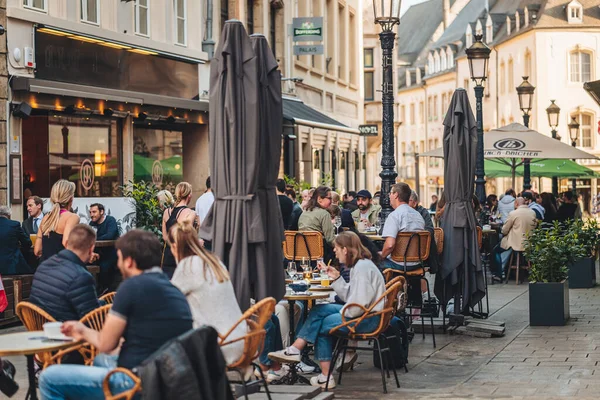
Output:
top-left (0, 331), bottom-right (81, 400)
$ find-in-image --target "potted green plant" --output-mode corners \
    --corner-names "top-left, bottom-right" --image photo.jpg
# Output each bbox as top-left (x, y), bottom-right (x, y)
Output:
top-left (121, 180), bottom-right (164, 242)
top-left (568, 219), bottom-right (599, 288)
top-left (524, 221), bottom-right (586, 326)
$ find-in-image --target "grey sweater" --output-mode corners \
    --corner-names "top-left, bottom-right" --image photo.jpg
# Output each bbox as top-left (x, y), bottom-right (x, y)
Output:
top-left (331, 259), bottom-right (385, 318)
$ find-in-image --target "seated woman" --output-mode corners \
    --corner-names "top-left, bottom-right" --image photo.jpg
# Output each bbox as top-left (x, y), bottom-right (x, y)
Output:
top-left (268, 231), bottom-right (385, 389)
top-left (168, 221), bottom-right (286, 382)
top-left (298, 186), bottom-right (336, 262)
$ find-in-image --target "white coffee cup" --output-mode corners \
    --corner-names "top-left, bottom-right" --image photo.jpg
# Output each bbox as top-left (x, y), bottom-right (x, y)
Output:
top-left (43, 322), bottom-right (64, 339)
top-left (483, 224), bottom-right (491, 231)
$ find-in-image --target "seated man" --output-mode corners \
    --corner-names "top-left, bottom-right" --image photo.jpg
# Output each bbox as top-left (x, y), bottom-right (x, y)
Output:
top-left (39, 230), bottom-right (193, 399)
top-left (29, 224), bottom-right (101, 322)
top-left (379, 183), bottom-right (425, 272)
top-left (492, 197), bottom-right (537, 281)
top-left (0, 206), bottom-right (32, 275)
top-left (351, 190), bottom-right (382, 227)
top-left (89, 203), bottom-right (120, 292)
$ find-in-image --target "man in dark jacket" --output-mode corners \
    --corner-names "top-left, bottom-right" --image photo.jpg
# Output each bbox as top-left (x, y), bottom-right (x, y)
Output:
top-left (0, 206), bottom-right (33, 275)
top-left (29, 224), bottom-right (101, 321)
top-left (89, 203), bottom-right (120, 291)
top-left (286, 189), bottom-right (303, 231)
top-left (277, 179), bottom-right (294, 229)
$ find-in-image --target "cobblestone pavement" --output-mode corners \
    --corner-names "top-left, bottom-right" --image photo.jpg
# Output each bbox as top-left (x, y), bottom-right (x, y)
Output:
top-left (6, 280), bottom-right (600, 399)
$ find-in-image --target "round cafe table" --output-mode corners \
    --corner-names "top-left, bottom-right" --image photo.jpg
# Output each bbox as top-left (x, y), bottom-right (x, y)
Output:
top-left (282, 292), bottom-right (330, 385)
top-left (0, 331), bottom-right (80, 400)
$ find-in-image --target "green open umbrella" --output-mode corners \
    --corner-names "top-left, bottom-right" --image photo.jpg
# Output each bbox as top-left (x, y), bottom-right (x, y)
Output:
top-left (484, 159), bottom-right (598, 179)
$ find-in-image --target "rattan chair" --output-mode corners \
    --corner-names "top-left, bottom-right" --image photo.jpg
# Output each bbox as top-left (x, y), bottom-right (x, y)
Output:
top-left (79, 304), bottom-right (112, 365)
top-left (219, 297), bottom-right (276, 400)
top-left (477, 226), bottom-right (483, 249)
top-left (99, 291), bottom-right (116, 304)
top-left (103, 298), bottom-right (277, 400)
top-left (386, 231), bottom-right (437, 348)
top-left (16, 302), bottom-right (83, 369)
top-left (326, 282), bottom-right (403, 393)
top-left (434, 227), bottom-right (444, 255)
top-left (282, 231), bottom-right (324, 261)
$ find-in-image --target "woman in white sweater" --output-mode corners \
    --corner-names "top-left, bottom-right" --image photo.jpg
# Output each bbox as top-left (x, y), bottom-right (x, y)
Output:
top-left (168, 221), bottom-right (246, 366)
top-left (268, 231), bottom-right (385, 389)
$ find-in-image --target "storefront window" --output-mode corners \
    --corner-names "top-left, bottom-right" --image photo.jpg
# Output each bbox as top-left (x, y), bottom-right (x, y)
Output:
top-left (22, 115), bottom-right (122, 198)
top-left (133, 127), bottom-right (183, 191)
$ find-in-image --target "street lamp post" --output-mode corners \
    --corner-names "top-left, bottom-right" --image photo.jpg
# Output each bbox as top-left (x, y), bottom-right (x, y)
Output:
top-left (466, 34), bottom-right (491, 206)
top-left (516, 76), bottom-right (536, 191)
top-left (373, 0), bottom-right (402, 224)
top-left (568, 117), bottom-right (580, 194)
top-left (546, 100), bottom-right (561, 196)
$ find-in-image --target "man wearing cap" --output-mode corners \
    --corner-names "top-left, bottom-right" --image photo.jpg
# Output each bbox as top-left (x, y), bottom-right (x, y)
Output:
top-left (351, 190), bottom-right (382, 226)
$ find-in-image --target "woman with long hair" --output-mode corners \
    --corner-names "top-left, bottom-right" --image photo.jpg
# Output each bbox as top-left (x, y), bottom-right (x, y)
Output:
top-left (540, 192), bottom-right (558, 225)
top-left (435, 192), bottom-right (446, 223)
top-left (269, 231), bottom-right (385, 389)
top-left (161, 182), bottom-right (199, 278)
top-left (298, 186), bottom-right (335, 246)
top-left (169, 221), bottom-right (287, 382)
top-left (156, 190), bottom-right (174, 211)
top-left (35, 180), bottom-right (80, 261)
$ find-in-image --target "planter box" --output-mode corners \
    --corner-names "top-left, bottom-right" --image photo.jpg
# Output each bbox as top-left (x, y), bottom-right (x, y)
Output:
top-left (529, 280), bottom-right (570, 326)
top-left (569, 257), bottom-right (596, 289)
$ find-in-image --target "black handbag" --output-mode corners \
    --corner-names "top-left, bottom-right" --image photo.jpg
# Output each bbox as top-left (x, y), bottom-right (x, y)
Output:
top-left (373, 316), bottom-right (409, 370)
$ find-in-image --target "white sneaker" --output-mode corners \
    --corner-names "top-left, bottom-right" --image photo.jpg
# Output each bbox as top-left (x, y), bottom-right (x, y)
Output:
top-left (254, 365), bottom-right (289, 383)
top-left (296, 361), bottom-right (316, 374)
top-left (335, 351), bottom-right (358, 372)
top-left (268, 348), bottom-right (301, 364)
top-left (310, 374), bottom-right (336, 389)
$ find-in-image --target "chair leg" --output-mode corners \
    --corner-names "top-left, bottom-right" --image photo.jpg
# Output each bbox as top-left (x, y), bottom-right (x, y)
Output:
top-left (326, 338), bottom-right (343, 392)
top-left (253, 363), bottom-right (272, 400)
top-left (505, 252), bottom-right (514, 284)
top-left (374, 338), bottom-right (388, 394)
top-left (338, 342), bottom-right (349, 385)
top-left (515, 253), bottom-right (520, 285)
top-left (234, 369), bottom-right (250, 400)
top-left (386, 339), bottom-right (400, 389)
top-left (423, 277), bottom-right (436, 348)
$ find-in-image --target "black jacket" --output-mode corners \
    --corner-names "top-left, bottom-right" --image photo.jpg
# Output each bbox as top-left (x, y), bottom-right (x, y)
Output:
top-left (29, 250), bottom-right (100, 321)
top-left (0, 217), bottom-right (33, 275)
top-left (139, 326), bottom-right (234, 400)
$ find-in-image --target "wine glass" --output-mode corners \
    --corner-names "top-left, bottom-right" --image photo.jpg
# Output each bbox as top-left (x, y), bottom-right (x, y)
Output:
top-left (334, 216), bottom-right (342, 234)
top-left (287, 262), bottom-right (297, 280)
top-left (374, 218), bottom-right (382, 236)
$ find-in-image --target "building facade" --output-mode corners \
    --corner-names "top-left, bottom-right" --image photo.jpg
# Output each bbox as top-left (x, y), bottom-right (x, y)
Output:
top-left (396, 0), bottom-right (600, 213)
top-left (228, 0), bottom-right (366, 193)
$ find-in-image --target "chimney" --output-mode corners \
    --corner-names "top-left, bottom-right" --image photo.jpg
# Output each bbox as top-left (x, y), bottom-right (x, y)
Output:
top-left (443, 0), bottom-right (450, 28)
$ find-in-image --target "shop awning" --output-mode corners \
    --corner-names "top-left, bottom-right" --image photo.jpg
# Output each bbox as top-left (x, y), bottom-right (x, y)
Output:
top-left (10, 77), bottom-right (209, 112)
top-left (282, 97), bottom-right (359, 134)
top-left (584, 80), bottom-right (600, 106)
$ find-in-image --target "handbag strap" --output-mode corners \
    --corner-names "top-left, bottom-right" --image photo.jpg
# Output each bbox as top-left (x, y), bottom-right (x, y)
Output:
top-left (293, 232), bottom-right (312, 262)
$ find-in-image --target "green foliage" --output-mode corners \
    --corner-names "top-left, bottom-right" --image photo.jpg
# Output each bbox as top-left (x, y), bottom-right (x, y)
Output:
top-left (283, 175), bottom-right (312, 194)
top-left (320, 173), bottom-right (333, 188)
top-left (570, 219), bottom-right (600, 258)
top-left (524, 221), bottom-right (587, 283)
top-left (121, 180), bottom-right (164, 241)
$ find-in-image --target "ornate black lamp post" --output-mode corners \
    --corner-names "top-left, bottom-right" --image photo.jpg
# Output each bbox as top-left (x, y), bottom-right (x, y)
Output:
top-left (546, 100), bottom-right (561, 196)
top-left (516, 76), bottom-right (535, 191)
top-left (373, 0), bottom-right (402, 224)
top-left (466, 34), bottom-right (491, 205)
top-left (568, 116), bottom-right (580, 194)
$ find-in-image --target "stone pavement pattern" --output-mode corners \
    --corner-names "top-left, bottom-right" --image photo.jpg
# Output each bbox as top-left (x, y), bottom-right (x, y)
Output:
top-left (6, 282), bottom-right (600, 399)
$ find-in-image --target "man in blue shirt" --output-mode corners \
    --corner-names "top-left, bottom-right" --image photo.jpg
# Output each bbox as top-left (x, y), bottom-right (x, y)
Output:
top-left (39, 230), bottom-right (193, 399)
top-left (89, 203), bottom-right (120, 291)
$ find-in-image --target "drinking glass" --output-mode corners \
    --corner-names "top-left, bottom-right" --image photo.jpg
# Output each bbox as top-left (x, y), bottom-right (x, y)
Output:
top-left (287, 262), bottom-right (297, 280)
top-left (374, 218), bottom-right (382, 235)
top-left (334, 216), bottom-right (342, 234)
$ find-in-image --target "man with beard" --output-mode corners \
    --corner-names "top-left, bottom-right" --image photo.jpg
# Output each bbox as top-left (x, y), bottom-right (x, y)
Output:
top-left (351, 190), bottom-right (381, 226)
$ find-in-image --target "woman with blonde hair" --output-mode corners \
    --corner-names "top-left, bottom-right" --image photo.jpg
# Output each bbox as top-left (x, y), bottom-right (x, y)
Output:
top-left (35, 180), bottom-right (81, 261)
top-left (156, 190), bottom-right (174, 210)
top-left (161, 182), bottom-right (199, 278)
top-left (269, 231), bottom-right (385, 389)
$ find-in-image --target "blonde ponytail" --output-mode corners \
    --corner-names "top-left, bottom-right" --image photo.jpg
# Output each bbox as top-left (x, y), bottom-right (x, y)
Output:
top-left (40, 180), bottom-right (75, 236)
top-left (174, 182), bottom-right (193, 205)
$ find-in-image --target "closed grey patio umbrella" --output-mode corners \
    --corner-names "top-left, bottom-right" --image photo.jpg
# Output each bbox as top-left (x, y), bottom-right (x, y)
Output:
top-left (250, 33), bottom-right (285, 304)
top-left (200, 20), bottom-right (264, 310)
top-left (436, 88), bottom-right (485, 314)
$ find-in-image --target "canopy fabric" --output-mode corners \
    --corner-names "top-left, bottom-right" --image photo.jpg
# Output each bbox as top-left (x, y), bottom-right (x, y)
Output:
top-left (484, 159), bottom-right (597, 178)
top-left (199, 20), bottom-right (264, 310)
top-left (249, 33), bottom-right (286, 304)
top-left (436, 88), bottom-right (485, 314)
top-left (420, 123), bottom-right (599, 161)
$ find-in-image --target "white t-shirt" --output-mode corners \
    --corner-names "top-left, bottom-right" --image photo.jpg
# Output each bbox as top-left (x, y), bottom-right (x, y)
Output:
top-left (381, 204), bottom-right (425, 265)
top-left (195, 191), bottom-right (215, 224)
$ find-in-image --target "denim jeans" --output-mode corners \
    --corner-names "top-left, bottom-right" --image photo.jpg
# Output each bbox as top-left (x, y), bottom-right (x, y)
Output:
top-left (492, 245), bottom-right (513, 277)
top-left (296, 303), bottom-right (380, 361)
top-left (258, 315), bottom-right (284, 366)
top-left (39, 354), bottom-right (135, 400)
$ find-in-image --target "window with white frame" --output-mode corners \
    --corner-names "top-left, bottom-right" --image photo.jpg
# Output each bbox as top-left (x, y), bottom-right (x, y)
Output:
top-left (567, 0), bottom-right (583, 23)
top-left (447, 47), bottom-right (453, 67)
top-left (486, 15), bottom-right (493, 43)
top-left (524, 50), bottom-right (532, 77)
top-left (135, 0), bottom-right (150, 36)
top-left (572, 112), bottom-right (593, 148)
top-left (434, 51), bottom-right (440, 72)
top-left (465, 25), bottom-right (473, 48)
top-left (174, 0), bottom-right (187, 45)
top-left (508, 58), bottom-right (514, 92)
top-left (23, 0), bottom-right (46, 11)
top-left (81, 0), bottom-right (99, 24)
top-left (499, 61), bottom-right (506, 94)
top-left (569, 50), bottom-right (592, 82)
top-left (440, 48), bottom-right (447, 70)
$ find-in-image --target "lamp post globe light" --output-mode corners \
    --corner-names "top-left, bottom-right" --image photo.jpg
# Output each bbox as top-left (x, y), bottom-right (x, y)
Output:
top-left (568, 116), bottom-right (580, 194)
top-left (546, 100), bottom-right (561, 196)
top-left (373, 0), bottom-right (402, 224)
top-left (516, 76), bottom-right (536, 191)
top-left (466, 34), bottom-right (491, 206)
